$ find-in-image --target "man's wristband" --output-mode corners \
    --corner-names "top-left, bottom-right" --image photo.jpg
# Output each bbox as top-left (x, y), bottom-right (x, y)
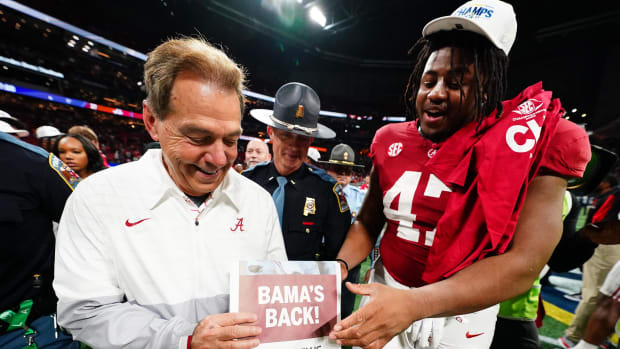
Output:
top-left (335, 258), bottom-right (349, 271)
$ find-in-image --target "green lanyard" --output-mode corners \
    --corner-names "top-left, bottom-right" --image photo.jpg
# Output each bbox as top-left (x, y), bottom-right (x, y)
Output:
top-left (0, 299), bottom-right (32, 331)
top-left (0, 299), bottom-right (38, 348)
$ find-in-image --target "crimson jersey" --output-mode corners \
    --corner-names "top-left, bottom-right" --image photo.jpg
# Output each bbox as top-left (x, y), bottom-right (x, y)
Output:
top-left (371, 118), bottom-right (589, 287)
top-left (371, 121), bottom-right (451, 287)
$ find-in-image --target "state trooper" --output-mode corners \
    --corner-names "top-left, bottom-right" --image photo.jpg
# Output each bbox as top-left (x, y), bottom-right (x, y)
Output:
top-left (243, 82), bottom-right (351, 263)
top-left (321, 143), bottom-right (367, 319)
top-left (0, 112), bottom-right (80, 349)
top-left (321, 143), bottom-right (366, 221)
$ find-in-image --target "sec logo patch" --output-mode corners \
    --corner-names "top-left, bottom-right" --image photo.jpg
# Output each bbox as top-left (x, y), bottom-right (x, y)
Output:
top-left (387, 142), bottom-right (403, 157)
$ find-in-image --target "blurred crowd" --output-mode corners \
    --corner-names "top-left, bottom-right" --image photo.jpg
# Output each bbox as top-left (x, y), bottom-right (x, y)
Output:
top-left (0, 93), bottom-right (150, 167)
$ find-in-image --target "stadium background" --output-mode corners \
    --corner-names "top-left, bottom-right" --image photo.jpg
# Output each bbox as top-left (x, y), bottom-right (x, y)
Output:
top-left (1, 1), bottom-right (620, 347)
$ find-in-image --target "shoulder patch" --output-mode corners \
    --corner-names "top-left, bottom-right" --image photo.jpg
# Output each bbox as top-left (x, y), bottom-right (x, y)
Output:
top-left (49, 153), bottom-right (79, 190)
top-left (333, 183), bottom-right (350, 212)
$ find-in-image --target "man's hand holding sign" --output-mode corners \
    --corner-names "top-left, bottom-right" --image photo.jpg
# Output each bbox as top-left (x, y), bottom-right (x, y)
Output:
top-left (231, 261), bottom-right (341, 349)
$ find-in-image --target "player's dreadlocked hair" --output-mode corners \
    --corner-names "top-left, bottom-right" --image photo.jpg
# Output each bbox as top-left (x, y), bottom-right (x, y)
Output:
top-left (404, 30), bottom-right (509, 125)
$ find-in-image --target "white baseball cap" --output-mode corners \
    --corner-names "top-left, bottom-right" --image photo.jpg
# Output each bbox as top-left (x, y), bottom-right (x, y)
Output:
top-left (0, 120), bottom-right (29, 138)
top-left (0, 109), bottom-right (14, 119)
top-left (35, 125), bottom-right (64, 138)
top-left (307, 147), bottom-right (321, 162)
top-left (422, 0), bottom-right (517, 55)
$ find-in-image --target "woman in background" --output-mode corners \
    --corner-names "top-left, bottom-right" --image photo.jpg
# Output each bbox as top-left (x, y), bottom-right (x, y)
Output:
top-left (54, 134), bottom-right (104, 180)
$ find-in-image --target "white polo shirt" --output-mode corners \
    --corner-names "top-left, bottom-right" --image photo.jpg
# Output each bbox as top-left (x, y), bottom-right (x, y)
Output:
top-left (54, 149), bottom-right (287, 349)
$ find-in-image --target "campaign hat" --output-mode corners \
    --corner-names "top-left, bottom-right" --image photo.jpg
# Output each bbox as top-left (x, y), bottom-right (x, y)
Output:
top-left (319, 143), bottom-right (364, 168)
top-left (250, 82), bottom-right (336, 139)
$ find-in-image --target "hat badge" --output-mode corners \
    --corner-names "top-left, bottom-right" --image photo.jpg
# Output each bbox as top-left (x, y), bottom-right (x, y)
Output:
top-left (343, 152), bottom-right (348, 161)
top-left (295, 105), bottom-right (304, 118)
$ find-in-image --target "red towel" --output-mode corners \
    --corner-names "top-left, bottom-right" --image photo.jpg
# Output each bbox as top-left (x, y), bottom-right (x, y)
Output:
top-left (422, 82), bottom-right (562, 283)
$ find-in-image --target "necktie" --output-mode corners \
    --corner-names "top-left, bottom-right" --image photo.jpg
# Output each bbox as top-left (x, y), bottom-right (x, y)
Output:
top-left (272, 176), bottom-right (287, 227)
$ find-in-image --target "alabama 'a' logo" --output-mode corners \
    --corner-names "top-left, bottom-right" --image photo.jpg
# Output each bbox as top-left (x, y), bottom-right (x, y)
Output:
top-left (230, 218), bottom-right (245, 232)
top-left (387, 142), bottom-right (403, 157)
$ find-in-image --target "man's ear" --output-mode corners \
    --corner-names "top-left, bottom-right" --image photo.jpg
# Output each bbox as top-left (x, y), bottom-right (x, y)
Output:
top-left (266, 126), bottom-right (274, 138)
top-left (143, 101), bottom-right (160, 141)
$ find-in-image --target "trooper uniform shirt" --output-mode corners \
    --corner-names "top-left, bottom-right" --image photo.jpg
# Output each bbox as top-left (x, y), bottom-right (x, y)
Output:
top-left (0, 132), bottom-right (77, 324)
top-left (244, 162), bottom-right (351, 260)
top-left (343, 184), bottom-right (365, 222)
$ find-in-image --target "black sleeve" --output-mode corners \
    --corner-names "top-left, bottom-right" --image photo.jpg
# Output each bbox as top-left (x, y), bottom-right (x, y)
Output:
top-left (547, 193), bottom-right (597, 272)
top-left (547, 228), bottom-right (598, 273)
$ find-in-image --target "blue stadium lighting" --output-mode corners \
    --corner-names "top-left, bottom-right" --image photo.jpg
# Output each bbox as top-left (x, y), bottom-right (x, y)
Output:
top-left (0, 81), bottom-right (143, 119)
top-left (242, 89), bottom-right (275, 103)
top-left (319, 110), bottom-right (347, 118)
top-left (1, 1), bottom-right (403, 124)
top-left (242, 90), bottom-right (347, 118)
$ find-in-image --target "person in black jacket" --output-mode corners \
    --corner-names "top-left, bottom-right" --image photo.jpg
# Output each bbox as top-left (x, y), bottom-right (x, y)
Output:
top-left (0, 120), bottom-right (80, 348)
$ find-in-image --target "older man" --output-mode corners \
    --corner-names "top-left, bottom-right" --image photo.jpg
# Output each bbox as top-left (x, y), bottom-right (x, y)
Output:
top-left (243, 82), bottom-right (351, 262)
top-left (244, 139), bottom-right (271, 168)
top-left (53, 37), bottom-right (287, 349)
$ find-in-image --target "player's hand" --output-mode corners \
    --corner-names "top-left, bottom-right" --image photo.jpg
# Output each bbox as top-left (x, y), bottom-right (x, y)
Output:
top-left (190, 312), bottom-right (261, 349)
top-left (329, 282), bottom-right (417, 348)
top-left (583, 221), bottom-right (620, 245)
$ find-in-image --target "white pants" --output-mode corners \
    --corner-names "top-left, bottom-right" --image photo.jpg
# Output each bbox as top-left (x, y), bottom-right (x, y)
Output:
top-left (356, 260), bottom-right (499, 349)
top-left (600, 261), bottom-right (620, 299)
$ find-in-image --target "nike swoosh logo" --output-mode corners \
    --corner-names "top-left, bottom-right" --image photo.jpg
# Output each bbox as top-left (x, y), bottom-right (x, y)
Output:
top-left (465, 331), bottom-right (484, 339)
top-left (125, 218), bottom-right (150, 227)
